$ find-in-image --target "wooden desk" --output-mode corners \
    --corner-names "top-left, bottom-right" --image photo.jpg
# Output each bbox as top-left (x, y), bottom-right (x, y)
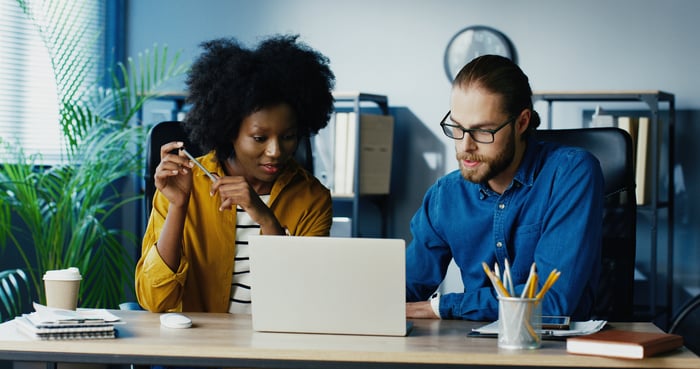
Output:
top-left (0, 310), bottom-right (698, 368)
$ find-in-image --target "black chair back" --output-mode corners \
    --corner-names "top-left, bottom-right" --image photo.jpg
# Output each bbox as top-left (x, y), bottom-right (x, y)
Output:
top-left (669, 294), bottom-right (700, 355)
top-left (535, 127), bottom-right (636, 322)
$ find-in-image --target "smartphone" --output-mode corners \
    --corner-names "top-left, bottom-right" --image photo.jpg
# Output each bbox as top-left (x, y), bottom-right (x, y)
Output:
top-left (542, 315), bottom-right (571, 330)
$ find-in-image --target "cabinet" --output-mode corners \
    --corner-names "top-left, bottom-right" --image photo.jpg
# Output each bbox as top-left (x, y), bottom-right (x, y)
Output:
top-left (329, 92), bottom-right (393, 237)
top-left (532, 90), bottom-right (675, 323)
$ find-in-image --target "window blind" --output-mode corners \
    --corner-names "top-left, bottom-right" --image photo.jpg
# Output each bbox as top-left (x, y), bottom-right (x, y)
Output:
top-left (0, 0), bottom-right (105, 164)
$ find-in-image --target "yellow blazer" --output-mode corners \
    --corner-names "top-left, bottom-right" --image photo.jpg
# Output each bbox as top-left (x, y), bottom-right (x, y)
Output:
top-left (136, 151), bottom-right (332, 312)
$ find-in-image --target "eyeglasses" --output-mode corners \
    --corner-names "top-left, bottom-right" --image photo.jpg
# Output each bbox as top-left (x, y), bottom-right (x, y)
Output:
top-left (439, 111), bottom-right (516, 144)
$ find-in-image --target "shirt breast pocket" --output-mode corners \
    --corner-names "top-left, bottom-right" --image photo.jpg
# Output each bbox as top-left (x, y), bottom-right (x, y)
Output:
top-left (512, 222), bottom-right (542, 251)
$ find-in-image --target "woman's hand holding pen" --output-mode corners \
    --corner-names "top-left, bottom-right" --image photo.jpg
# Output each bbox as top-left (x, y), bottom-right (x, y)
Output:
top-left (156, 142), bottom-right (285, 235)
top-left (154, 142), bottom-right (195, 208)
top-left (211, 177), bottom-right (286, 235)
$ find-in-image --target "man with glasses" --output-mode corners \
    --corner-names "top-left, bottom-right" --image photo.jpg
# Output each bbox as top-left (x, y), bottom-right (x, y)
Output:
top-left (405, 55), bottom-right (604, 321)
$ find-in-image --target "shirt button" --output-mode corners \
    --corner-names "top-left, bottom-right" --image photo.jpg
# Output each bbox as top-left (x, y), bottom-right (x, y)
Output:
top-left (496, 242), bottom-right (503, 248)
top-left (499, 203), bottom-right (505, 210)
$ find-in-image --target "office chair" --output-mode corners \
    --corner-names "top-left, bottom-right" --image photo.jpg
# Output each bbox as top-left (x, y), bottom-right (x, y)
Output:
top-left (669, 294), bottom-right (700, 355)
top-left (535, 127), bottom-right (636, 322)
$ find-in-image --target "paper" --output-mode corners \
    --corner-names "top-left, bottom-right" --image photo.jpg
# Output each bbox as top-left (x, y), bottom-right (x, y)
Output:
top-left (30, 302), bottom-right (123, 325)
top-left (471, 319), bottom-right (607, 338)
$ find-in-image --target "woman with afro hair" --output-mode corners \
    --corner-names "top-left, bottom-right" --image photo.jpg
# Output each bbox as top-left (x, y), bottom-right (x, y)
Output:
top-left (136, 35), bottom-right (335, 314)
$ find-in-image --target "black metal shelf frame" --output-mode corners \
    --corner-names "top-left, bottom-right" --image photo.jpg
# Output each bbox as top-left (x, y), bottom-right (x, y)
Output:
top-left (332, 92), bottom-right (391, 237)
top-left (533, 91), bottom-right (675, 324)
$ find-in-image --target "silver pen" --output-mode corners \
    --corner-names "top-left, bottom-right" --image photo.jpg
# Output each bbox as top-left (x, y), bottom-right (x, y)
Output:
top-left (181, 148), bottom-right (217, 182)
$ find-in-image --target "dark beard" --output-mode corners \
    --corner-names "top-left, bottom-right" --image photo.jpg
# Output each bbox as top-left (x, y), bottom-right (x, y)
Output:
top-left (458, 128), bottom-right (516, 184)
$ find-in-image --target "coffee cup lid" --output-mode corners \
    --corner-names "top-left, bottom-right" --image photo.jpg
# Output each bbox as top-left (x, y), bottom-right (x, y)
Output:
top-left (43, 267), bottom-right (82, 281)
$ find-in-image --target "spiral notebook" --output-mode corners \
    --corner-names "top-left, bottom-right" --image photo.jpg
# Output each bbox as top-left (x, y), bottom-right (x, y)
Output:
top-left (15, 316), bottom-right (117, 340)
top-left (249, 235), bottom-right (409, 336)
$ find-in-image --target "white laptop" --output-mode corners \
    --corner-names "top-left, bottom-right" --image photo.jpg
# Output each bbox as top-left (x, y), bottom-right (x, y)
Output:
top-left (248, 235), bottom-right (409, 336)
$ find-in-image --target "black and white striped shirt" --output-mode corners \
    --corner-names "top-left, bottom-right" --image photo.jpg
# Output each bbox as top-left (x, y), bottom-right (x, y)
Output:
top-left (228, 194), bottom-right (270, 314)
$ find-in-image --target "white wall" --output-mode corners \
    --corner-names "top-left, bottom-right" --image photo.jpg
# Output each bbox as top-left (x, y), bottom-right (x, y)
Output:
top-left (129, 0), bottom-right (699, 227)
top-left (128, 0), bottom-right (700, 167)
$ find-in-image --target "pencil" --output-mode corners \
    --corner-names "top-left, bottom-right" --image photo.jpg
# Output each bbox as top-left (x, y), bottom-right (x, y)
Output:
top-left (529, 273), bottom-right (538, 299)
top-left (521, 262), bottom-right (536, 298)
top-left (535, 269), bottom-right (561, 301)
top-left (481, 262), bottom-right (510, 298)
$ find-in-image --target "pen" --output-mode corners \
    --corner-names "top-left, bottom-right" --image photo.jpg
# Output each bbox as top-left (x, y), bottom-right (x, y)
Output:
top-left (504, 258), bottom-right (514, 296)
top-left (181, 148), bottom-right (217, 182)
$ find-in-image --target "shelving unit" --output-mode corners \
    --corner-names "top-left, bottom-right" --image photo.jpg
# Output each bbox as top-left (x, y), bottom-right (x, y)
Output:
top-left (532, 90), bottom-right (675, 324)
top-left (331, 92), bottom-right (392, 237)
top-left (137, 91), bottom-right (188, 124)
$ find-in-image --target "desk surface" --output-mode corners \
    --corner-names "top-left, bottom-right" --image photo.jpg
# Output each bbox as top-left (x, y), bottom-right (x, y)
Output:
top-left (1, 310), bottom-right (698, 369)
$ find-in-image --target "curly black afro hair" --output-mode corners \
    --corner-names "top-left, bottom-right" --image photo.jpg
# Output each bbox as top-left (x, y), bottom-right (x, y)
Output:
top-left (184, 34), bottom-right (335, 164)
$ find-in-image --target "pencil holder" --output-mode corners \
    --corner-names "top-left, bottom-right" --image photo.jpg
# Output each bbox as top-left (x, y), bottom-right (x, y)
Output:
top-left (497, 296), bottom-right (542, 349)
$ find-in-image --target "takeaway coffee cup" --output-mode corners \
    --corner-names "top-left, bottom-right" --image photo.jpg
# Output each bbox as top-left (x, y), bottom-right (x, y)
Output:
top-left (43, 267), bottom-right (82, 310)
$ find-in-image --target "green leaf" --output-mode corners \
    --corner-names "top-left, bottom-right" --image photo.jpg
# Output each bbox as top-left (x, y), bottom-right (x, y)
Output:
top-left (0, 269), bottom-right (31, 322)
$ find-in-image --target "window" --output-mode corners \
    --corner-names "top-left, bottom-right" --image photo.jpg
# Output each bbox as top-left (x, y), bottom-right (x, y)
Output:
top-left (0, 0), bottom-right (107, 164)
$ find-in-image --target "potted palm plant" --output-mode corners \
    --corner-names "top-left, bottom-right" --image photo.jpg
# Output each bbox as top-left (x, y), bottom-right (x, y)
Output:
top-left (0, 0), bottom-right (189, 309)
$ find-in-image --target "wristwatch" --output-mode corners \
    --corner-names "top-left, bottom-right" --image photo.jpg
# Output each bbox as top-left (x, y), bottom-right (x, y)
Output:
top-left (430, 292), bottom-right (441, 319)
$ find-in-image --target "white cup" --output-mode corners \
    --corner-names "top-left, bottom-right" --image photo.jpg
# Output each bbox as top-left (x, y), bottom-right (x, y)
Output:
top-left (43, 267), bottom-right (82, 310)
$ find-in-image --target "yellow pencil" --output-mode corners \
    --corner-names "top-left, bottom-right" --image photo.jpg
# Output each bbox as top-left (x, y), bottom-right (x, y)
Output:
top-left (481, 262), bottom-right (511, 298)
top-left (521, 262), bottom-right (536, 298)
top-left (535, 270), bottom-right (561, 301)
top-left (529, 273), bottom-right (538, 299)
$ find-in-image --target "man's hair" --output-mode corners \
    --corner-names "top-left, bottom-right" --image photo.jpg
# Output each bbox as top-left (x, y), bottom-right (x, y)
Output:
top-left (184, 34), bottom-right (335, 163)
top-left (453, 55), bottom-right (540, 136)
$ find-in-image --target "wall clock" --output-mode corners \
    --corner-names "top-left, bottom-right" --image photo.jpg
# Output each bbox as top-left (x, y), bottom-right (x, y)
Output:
top-left (443, 25), bottom-right (516, 82)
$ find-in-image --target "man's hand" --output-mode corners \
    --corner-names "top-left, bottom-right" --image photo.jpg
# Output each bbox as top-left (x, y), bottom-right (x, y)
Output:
top-left (406, 301), bottom-right (438, 319)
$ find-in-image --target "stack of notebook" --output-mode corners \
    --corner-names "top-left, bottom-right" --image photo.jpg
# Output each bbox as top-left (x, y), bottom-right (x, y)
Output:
top-left (14, 302), bottom-right (123, 340)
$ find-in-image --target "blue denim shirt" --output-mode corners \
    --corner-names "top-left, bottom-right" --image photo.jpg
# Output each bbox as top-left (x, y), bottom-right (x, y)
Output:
top-left (406, 137), bottom-right (603, 321)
